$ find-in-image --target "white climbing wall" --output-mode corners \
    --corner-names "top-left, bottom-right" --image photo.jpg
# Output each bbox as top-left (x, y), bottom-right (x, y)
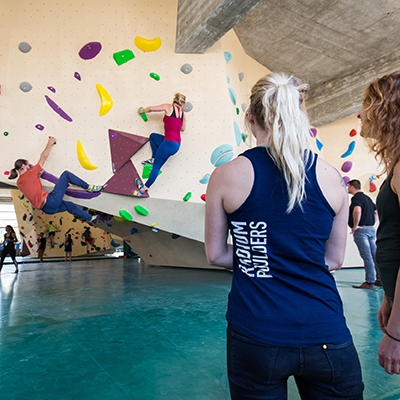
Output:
top-left (0, 0), bottom-right (382, 267)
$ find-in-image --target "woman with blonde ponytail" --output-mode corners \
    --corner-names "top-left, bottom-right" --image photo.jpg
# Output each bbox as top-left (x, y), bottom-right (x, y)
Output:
top-left (136, 93), bottom-right (187, 193)
top-left (205, 73), bottom-right (363, 399)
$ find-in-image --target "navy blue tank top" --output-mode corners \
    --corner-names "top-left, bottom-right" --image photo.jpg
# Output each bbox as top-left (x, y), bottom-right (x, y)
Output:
top-left (226, 147), bottom-right (351, 347)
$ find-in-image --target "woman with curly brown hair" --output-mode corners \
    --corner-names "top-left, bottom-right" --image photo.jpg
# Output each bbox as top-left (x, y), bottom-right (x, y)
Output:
top-left (359, 72), bottom-right (400, 375)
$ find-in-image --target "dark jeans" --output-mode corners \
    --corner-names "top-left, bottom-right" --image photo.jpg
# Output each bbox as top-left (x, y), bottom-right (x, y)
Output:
top-left (42, 171), bottom-right (92, 221)
top-left (227, 324), bottom-right (364, 400)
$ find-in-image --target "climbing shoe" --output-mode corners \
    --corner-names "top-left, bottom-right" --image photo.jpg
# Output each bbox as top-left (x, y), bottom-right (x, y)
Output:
top-left (135, 178), bottom-right (146, 194)
top-left (141, 158), bottom-right (154, 165)
top-left (87, 185), bottom-right (103, 193)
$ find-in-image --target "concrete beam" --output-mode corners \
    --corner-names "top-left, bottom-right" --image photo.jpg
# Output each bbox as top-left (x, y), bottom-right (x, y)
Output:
top-left (175, 0), bottom-right (263, 54)
top-left (306, 49), bottom-right (400, 127)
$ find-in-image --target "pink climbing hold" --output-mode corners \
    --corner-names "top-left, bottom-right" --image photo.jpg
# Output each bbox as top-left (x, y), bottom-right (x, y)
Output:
top-left (4, 171), bottom-right (9, 175)
top-left (341, 161), bottom-right (353, 173)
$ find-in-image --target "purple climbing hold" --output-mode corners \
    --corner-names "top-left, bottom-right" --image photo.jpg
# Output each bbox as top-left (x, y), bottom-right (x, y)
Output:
top-left (342, 176), bottom-right (350, 186)
top-left (110, 132), bottom-right (118, 141)
top-left (78, 42), bottom-right (102, 60)
top-left (35, 124), bottom-right (44, 131)
top-left (310, 128), bottom-right (317, 138)
top-left (47, 86), bottom-right (56, 93)
top-left (341, 161), bottom-right (353, 173)
top-left (45, 95), bottom-right (73, 122)
top-left (74, 72), bottom-right (81, 81)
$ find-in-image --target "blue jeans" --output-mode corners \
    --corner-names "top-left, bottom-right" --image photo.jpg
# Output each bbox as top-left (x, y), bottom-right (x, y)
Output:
top-left (353, 226), bottom-right (380, 284)
top-left (145, 133), bottom-right (180, 188)
top-left (227, 324), bottom-right (364, 400)
top-left (42, 171), bottom-right (92, 221)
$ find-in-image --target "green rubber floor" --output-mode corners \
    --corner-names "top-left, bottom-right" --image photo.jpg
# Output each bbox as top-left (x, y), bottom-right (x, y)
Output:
top-left (0, 260), bottom-right (398, 399)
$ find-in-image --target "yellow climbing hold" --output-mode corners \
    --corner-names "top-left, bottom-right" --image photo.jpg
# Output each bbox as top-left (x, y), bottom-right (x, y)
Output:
top-left (96, 83), bottom-right (113, 116)
top-left (77, 140), bottom-right (98, 170)
top-left (151, 223), bottom-right (155, 227)
top-left (134, 36), bottom-right (162, 52)
top-left (114, 216), bottom-right (125, 222)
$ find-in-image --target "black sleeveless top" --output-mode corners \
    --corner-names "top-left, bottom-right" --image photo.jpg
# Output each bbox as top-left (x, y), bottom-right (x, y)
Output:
top-left (376, 172), bottom-right (400, 300)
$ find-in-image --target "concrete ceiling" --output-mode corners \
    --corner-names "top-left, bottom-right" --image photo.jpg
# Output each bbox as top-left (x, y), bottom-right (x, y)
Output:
top-left (176, 0), bottom-right (400, 126)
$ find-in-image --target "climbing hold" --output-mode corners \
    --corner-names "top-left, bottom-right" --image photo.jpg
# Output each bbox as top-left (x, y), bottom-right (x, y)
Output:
top-left (113, 49), bottom-right (135, 66)
top-left (151, 223), bottom-right (156, 227)
top-left (139, 107), bottom-right (148, 122)
top-left (21, 226), bottom-right (24, 230)
top-left (236, 108), bottom-right (240, 115)
top-left (200, 174), bottom-right (210, 184)
top-left (29, 215), bottom-right (33, 222)
top-left (241, 103), bottom-right (247, 112)
top-left (130, 227), bottom-right (138, 235)
top-left (234, 121), bottom-right (241, 146)
top-left (74, 72), bottom-right (81, 81)
top-left (201, 194), bottom-right (206, 202)
top-left (114, 216), bottom-right (125, 222)
top-left (152, 228), bottom-right (158, 233)
top-left (20, 195), bottom-right (24, 200)
top-left (150, 73), bottom-right (160, 81)
top-left (172, 234), bottom-right (180, 239)
top-left (19, 42), bottom-right (32, 53)
top-left (184, 102), bottom-right (193, 112)
top-left (228, 88), bottom-right (237, 106)
top-left (316, 139), bottom-right (323, 151)
top-left (341, 161), bottom-right (353, 173)
top-left (20, 82), bottom-right (33, 92)
top-left (76, 139), bottom-right (98, 170)
top-left (142, 163), bottom-right (161, 179)
top-left (35, 124), bottom-right (44, 131)
top-left (369, 181), bottom-right (377, 193)
top-left (239, 72), bottom-right (244, 82)
top-left (349, 129), bottom-right (357, 137)
top-left (215, 152), bottom-right (234, 167)
top-left (211, 144), bottom-right (234, 166)
top-left (310, 128), bottom-right (317, 138)
top-left (133, 190), bottom-right (139, 196)
top-left (21, 203), bottom-right (27, 208)
top-left (47, 86), bottom-right (56, 93)
top-left (341, 141), bottom-right (356, 158)
top-left (224, 52), bottom-right (232, 63)
top-left (183, 192), bottom-right (192, 202)
top-left (119, 210), bottom-right (133, 221)
top-left (4, 171), bottom-right (9, 175)
top-left (3, 131), bottom-right (9, 136)
top-left (109, 131), bottom-right (118, 141)
top-left (96, 84), bottom-right (113, 116)
top-left (227, 76), bottom-right (230, 84)
top-left (181, 64), bottom-right (193, 74)
top-left (134, 205), bottom-right (149, 216)
top-left (242, 133), bottom-right (248, 143)
top-left (23, 214), bottom-right (27, 221)
top-left (79, 42), bottom-right (102, 60)
top-left (134, 36), bottom-right (162, 52)
top-left (45, 95), bottom-right (73, 122)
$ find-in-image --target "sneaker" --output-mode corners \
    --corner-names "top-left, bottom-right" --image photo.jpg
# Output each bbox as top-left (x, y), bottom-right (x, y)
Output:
top-left (135, 178), bottom-right (146, 194)
top-left (87, 185), bottom-right (103, 193)
top-left (90, 215), bottom-right (99, 224)
top-left (141, 158), bottom-right (154, 165)
top-left (375, 280), bottom-right (383, 287)
top-left (352, 282), bottom-right (376, 289)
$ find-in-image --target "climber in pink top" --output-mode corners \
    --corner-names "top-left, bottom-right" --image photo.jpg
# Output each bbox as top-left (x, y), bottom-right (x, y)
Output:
top-left (136, 93), bottom-right (187, 193)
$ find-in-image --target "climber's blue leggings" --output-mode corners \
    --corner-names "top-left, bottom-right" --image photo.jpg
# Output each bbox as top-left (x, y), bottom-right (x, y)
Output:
top-left (145, 133), bottom-right (180, 188)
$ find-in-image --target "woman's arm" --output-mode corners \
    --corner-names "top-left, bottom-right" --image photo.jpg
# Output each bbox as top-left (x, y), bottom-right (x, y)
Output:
top-left (138, 104), bottom-right (172, 114)
top-left (204, 166), bottom-right (233, 269)
top-left (38, 137), bottom-right (56, 168)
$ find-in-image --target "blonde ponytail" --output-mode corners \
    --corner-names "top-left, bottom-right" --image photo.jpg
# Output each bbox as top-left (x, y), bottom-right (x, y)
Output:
top-left (249, 73), bottom-right (313, 213)
top-left (173, 93), bottom-right (186, 108)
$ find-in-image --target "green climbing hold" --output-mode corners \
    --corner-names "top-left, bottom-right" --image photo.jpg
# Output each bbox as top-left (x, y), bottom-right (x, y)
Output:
top-left (72, 218), bottom-right (77, 222)
top-left (150, 73), bottom-right (160, 81)
top-left (236, 108), bottom-right (239, 115)
top-left (139, 107), bottom-right (148, 122)
top-left (113, 49), bottom-right (135, 66)
top-left (81, 241), bottom-right (86, 246)
top-left (134, 205), bottom-right (149, 216)
top-left (3, 132), bottom-right (9, 136)
top-left (142, 163), bottom-right (162, 179)
top-left (241, 133), bottom-right (248, 143)
top-left (119, 210), bottom-right (132, 221)
top-left (95, 246), bottom-right (101, 251)
top-left (183, 192), bottom-right (192, 202)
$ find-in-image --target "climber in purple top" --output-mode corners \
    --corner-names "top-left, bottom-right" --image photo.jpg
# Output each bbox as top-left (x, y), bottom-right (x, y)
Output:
top-left (136, 93), bottom-right (187, 193)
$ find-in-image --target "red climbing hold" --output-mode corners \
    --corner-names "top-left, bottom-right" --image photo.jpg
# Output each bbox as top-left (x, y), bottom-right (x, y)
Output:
top-left (349, 129), bottom-right (357, 137)
top-left (369, 181), bottom-right (377, 193)
top-left (201, 194), bottom-right (206, 202)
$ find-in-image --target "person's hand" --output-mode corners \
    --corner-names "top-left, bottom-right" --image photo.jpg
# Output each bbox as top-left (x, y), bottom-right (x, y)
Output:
top-left (378, 334), bottom-right (400, 374)
top-left (378, 295), bottom-right (392, 333)
top-left (48, 136), bottom-right (57, 145)
top-left (138, 108), bottom-right (145, 114)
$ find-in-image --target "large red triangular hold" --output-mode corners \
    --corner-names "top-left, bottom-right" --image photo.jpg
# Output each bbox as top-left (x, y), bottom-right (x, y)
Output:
top-left (21, 238), bottom-right (30, 257)
top-left (103, 160), bottom-right (149, 197)
top-left (109, 129), bottom-right (149, 173)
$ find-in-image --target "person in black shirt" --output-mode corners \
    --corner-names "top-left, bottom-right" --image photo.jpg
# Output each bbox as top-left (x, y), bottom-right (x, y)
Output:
top-left (348, 179), bottom-right (380, 289)
top-left (64, 234), bottom-right (73, 262)
top-left (0, 225), bottom-right (18, 273)
top-left (37, 233), bottom-right (47, 263)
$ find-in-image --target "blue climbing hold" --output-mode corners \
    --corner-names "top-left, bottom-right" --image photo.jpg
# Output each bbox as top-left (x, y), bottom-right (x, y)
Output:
top-left (341, 141), bottom-right (356, 158)
top-left (130, 227), bottom-right (138, 235)
top-left (224, 52), bottom-right (232, 63)
top-left (200, 174), bottom-right (210, 184)
top-left (228, 88), bottom-right (237, 106)
top-left (234, 121), bottom-right (242, 146)
top-left (111, 239), bottom-right (121, 247)
top-left (227, 76), bottom-right (230, 84)
top-left (316, 139), bottom-right (324, 151)
top-left (215, 152), bottom-right (234, 167)
top-left (211, 144), bottom-right (233, 165)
